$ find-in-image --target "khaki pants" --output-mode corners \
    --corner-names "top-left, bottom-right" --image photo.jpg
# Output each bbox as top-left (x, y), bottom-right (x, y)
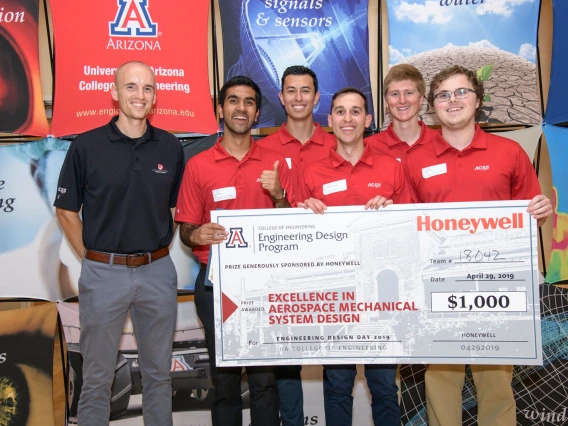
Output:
top-left (425, 364), bottom-right (516, 426)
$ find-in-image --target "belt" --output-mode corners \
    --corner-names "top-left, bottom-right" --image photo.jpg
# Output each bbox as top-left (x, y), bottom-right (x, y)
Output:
top-left (85, 246), bottom-right (169, 268)
top-left (200, 262), bottom-right (208, 270)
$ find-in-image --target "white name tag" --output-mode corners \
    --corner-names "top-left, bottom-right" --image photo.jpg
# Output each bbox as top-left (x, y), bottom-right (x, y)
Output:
top-left (322, 179), bottom-right (347, 195)
top-left (285, 158), bottom-right (292, 169)
top-left (422, 163), bottom-right (447, 179)
top-left (212, 186), bottom-right (236, 202)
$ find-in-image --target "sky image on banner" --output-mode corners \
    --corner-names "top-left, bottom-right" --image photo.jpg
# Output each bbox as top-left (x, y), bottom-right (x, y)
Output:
top-left (219, 0), bottom-right (373, 128)
top-left (49, 0), bottom-right (218, 137)
top-left (387, 0), bottom-right (541, 127)
top-left (0, 0), bottom-right (49, 136)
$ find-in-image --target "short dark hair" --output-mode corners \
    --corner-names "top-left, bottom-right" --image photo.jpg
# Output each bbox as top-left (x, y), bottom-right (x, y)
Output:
top-left (428, 65), bottom-right (484, 110)
top-left (330, 87), bottom-right (369, 114)
top-left (383, 64), bottom-right (426, 98)
top-left (281, 66), bottom-right (318, 93)
top-left (219, 76), bottom-right (262, 110)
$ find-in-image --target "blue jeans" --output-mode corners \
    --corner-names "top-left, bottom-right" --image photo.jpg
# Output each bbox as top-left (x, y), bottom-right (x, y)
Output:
top-left (276, 365), bottom-right (304, 426)
top-left (323, 364), bottom-right (399, 426)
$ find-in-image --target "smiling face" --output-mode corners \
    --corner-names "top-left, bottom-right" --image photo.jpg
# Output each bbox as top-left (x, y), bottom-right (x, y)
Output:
top-left (217, 85), bottom-right (259, 136)
top-left (328, 92), bottom-right (372, 148)
top-left (384, 79), bottom-right (423, 124)
top-left (433, 74), bottom-right (480, 131)
top-left (111, 62), bottom-right (156, 123)
top-left (278, 74), bottom-right (320, 121)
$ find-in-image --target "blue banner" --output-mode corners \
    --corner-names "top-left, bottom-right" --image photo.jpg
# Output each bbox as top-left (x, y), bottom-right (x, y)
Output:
top-left (544, 0), bottom-right (568, 125)
top-left (218, 0), bottom-right (373, 128)
top-left (387, 0), bottom-right (541, 127)
top-left (543, 125), bottom-right (568, 284)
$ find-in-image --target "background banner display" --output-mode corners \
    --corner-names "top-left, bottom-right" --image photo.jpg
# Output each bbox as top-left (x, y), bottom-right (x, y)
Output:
top-left (0, 0), bottom-right (49, 136)
top-left (49, 0), bottom-right (218, 137)
top-left (386, 0), bottom-right (541, 127)
top-left (0, 303), bottom-right (60, 426)
top-left (544, 0), bottom-right (568, 125)
top-left (543, 125), bottom-right (568, 284)
top-left (218, 0), bottom-right (374, 128)
top-left (0, 139), bottom-right (200, 301)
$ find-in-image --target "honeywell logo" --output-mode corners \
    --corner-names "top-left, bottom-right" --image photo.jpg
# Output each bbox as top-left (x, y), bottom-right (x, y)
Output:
top-left (417, 213), bottom-right (524, 234)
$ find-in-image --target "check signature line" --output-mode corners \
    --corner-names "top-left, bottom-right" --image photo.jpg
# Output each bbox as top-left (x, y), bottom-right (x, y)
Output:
top-left (263, 340), bottom-right (402, 345)
top-left (433, 340), bottom-right (529, 343)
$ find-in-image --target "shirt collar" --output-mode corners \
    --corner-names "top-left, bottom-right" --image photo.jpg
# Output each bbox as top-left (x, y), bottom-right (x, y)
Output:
top-left (105, 116), bottom-right (157, 143)
top-left (385, 121), bottom-right (428, 148)
top-left (213, 137), bottom-right (260, 162)
top-left (432, 124), bottom-right (487, 156)
top-left (329, 142), bottom-right (374, 168)
top-left (279, 122), bottom-right (326, 146)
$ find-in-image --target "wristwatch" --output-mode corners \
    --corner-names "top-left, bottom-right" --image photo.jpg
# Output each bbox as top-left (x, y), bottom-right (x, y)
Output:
top-left (272, 189), bottom-right (287, 203)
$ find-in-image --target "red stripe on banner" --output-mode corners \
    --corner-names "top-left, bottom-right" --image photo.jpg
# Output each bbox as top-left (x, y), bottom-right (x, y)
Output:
top-left (49, 0), bottom-right (218, 137)
top-left (0, 0), bottom-right (49, 136)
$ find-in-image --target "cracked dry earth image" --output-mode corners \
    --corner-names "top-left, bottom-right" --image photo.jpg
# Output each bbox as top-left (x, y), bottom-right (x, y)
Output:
top-left (385, 45), bottom-right (542, 127)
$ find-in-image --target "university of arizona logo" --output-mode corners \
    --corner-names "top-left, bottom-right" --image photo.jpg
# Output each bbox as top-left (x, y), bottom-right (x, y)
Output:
top-left (109, 0), bottom-right (158, 37)
top-left (226, 228), bottom-right (248, 249)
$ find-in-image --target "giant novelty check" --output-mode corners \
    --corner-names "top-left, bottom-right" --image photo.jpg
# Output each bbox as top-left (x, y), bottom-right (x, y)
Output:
top-left (210, 201), bottom-right (542, 366)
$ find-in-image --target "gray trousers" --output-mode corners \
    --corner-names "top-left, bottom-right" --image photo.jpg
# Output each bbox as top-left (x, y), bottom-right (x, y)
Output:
top-left (77, 255), bottom-right (178, 426)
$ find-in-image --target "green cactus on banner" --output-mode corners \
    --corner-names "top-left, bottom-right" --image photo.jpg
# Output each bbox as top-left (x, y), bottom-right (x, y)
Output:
top-left (476, 65), bottom-right (493, 102)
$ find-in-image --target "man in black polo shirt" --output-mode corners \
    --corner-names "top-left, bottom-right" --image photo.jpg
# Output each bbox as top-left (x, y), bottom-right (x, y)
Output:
top-left (54, 61), bottom-right (184, 426)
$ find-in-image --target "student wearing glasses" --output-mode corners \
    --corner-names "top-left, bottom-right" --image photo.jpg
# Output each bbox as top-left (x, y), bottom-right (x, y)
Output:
top-left (405, 65), bottom-right (552, 426)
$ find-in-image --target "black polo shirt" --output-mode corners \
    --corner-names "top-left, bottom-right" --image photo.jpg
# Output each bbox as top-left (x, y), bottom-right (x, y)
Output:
top-left (54, 117), bottom-right (184, 254)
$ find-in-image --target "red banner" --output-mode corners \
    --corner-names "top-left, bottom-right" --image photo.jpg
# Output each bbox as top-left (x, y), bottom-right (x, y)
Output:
top-left (0, 0), bottom-right (49, 136)
top-left (49, 0), bottom-right (218, 136)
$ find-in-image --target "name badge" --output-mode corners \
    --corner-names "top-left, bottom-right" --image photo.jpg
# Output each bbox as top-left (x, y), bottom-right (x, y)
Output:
top-left (322, 179), bottom-right (347, 195)
top-left (285, 158), bottom-right (292, 169)
top-left (212, 187), bottom-right (236, 202)
top-left (422, 163), bottom-right (447, 179)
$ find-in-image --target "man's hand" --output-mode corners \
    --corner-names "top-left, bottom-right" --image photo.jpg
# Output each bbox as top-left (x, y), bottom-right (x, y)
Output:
top-left (179, 222), bottom-right (228, 248)
top-left (298, 197), bottom-right (327, 214)
top-left (261, 160), bottom-right (284, 199)
top-left (527, 194), bottom-right (552, 227)
top-left (365, 196), bottom-right (393, 210)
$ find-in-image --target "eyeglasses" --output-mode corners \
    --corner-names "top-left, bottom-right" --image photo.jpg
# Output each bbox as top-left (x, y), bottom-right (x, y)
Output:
top-left (433, 88), bottom-right (476, 102)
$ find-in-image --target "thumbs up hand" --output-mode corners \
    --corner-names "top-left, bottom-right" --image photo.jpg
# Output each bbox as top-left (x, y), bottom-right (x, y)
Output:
top-left (260, 160), bottom-right (285, 199)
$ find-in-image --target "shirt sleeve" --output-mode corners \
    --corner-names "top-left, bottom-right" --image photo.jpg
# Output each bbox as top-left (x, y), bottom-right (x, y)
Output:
top-left (53, 139), bottom-right (85, 212)
top-left (174, 158), bottom-right (205, 224)
top-left (511, 144), bottom-right (541, 200)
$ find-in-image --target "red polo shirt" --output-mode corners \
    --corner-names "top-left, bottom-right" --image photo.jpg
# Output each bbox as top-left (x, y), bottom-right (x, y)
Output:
top-left (175, 138), bottom-right (293, 263)
top-left (303, 143), bottom-right (411, 206)
top-left (364, 121), bottom-right (434, 162)
top-left (257, 122), bottom-right (336, 172)
top-left (405, 125), bottom-right (541, 203)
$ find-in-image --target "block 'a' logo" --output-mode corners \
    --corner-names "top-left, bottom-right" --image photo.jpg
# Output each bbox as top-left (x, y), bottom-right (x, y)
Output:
top-left (109, 0), bottom-right (158, 37)
top-left (226, 228), bottom-right (248, 249)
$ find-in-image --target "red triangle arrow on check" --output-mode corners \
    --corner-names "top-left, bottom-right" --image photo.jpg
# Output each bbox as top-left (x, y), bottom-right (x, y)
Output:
top-left (222, 292), bottom-right (239, 323)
